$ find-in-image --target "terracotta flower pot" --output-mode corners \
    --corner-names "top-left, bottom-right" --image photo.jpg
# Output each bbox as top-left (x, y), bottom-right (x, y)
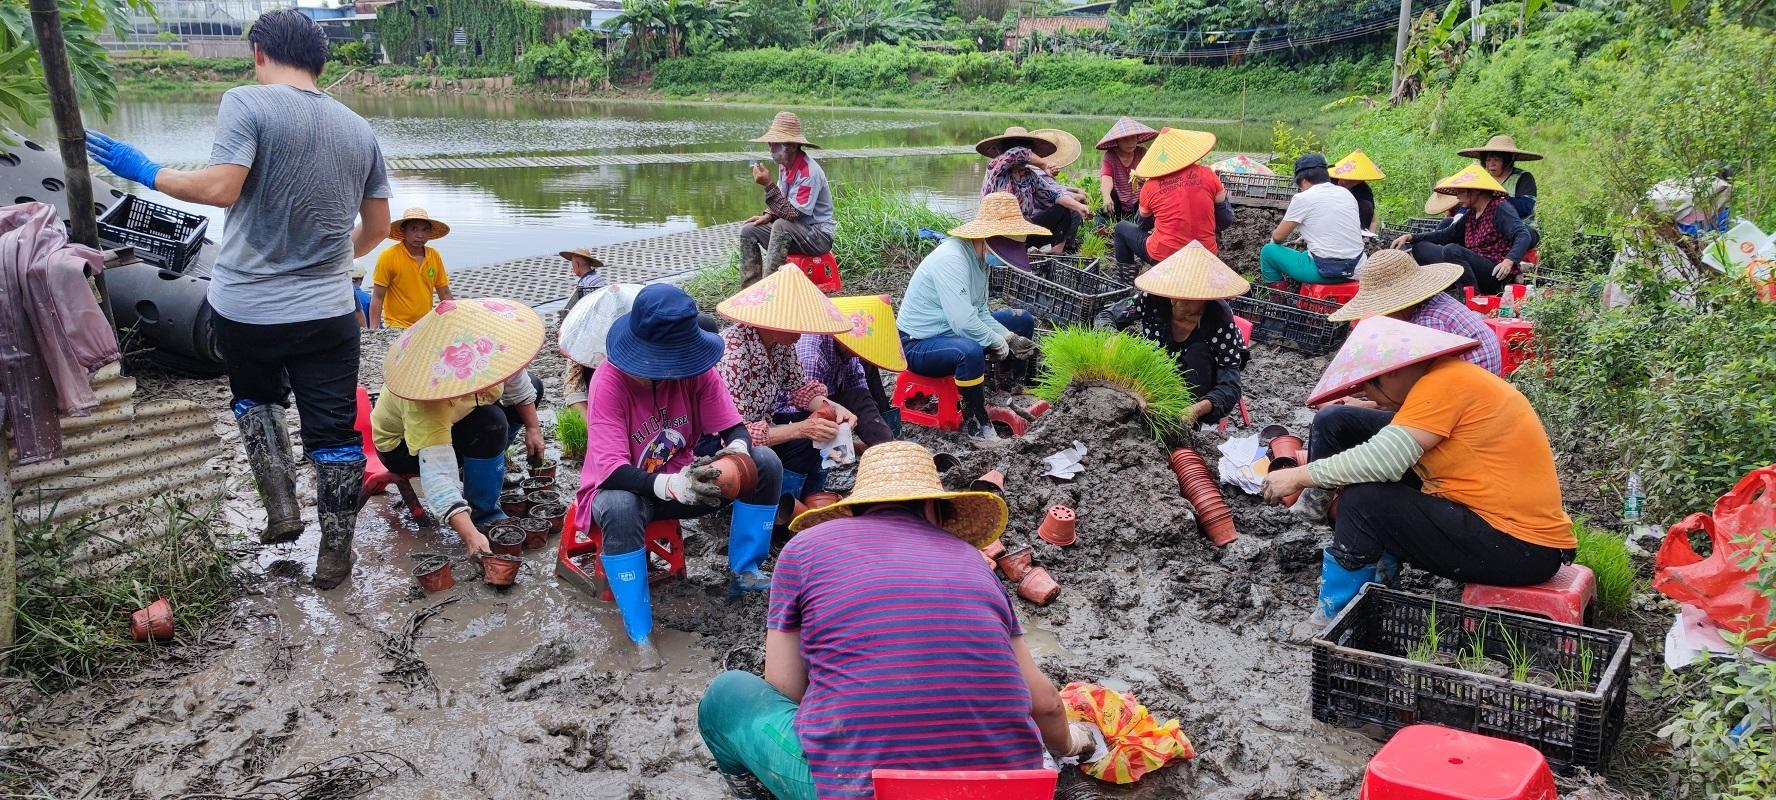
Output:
top-left (1017, 567), bottom-right (1061, 605)
top-left (1169, 448), bottom-right (1238, 546)
top-left (1201, 513), bottom-right (1239, 546)
top-left (1268, 455), bottom-right (1300, 471)
top-left (997, 546), bottom-right (1035, 582)
top-left (519, 477), bottom-right (553, 493)
top-left (520, 516), bottom-right (552, 550)
top-left (414, 557), bottom-right (454, 593)
top-left (499, 490), bottom-right (530, 518)
top-left (1269, 434), bottom-right (1305, 461)
top-left (932, 452), bottom-right (961, 473)
top-left (130, 597), bottom-right (174, 642)
top-left (1038, 505), bottom-right (1078, 546)
top-left (483, 554), bottom-right (522, 587)
top-left (529, 458), bottom-right (558, 479)
top-left (488, 523), bottom-right (526, 556)
top-left (969, 469), bottom-right (1006, 494)
top-left (530, 502), bottom-right (568, 537)
top-left (1026, 399), bottom-right (1051, 419)
top-left (710, 452), bottom-right (760, 501)
top-left (987, 406), bottom-right (1027, 438)
top-left (980, 540), bottom-right (1007, 563)
top-left (803, 491), bottom-right (842, 510)
top-left (812, 403), bottom-right (838, 422)
top-left (525, 489), bottom-right (562, 508)
top-left (1258, 424), bottom-right (1291, 446)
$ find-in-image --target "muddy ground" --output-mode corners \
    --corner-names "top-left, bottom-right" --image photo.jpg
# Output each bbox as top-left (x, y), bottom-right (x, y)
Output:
top-left (3, 310), bottom-right (1661, 799)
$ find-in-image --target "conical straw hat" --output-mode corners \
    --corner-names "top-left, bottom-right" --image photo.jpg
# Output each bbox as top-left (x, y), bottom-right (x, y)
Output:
top-left (752, 111), bottom-right (817, 148)
top-left (1134, 241), bottom-right (1250, 300)
top-left (1096, 117), bottom-right (1159, 150)
top-left (830, 294), bottom-right (907, 372)
top-left (789, 441), bottom-right (1008, 547)
top-left (1425, 190), bottom-right (1460, 215)
top-left (949, 192), bottom-right (1051, 240)
top-left (1331, 150), bottom-right (1385, 182)
top-left (1133, 128), bottom-right (1217, 179)
top-left (1326, 250), bottom-right (1464, 322)
top-left (559, 283), bottom-right (643, 367)
top-left (385, 298), bottom-right (544, 401)
top-left (389, 207), bottom-right (450, 240)
top-left (1458, 134), bottom-right (1542, 162)
top-left (1032, 128), bottom-right (1082, 171)
top-left (716, 265), bottom-right (849, 335)
top-left (1434, 164), bottom-right (1508, 196)
top-left (976, 126), bottom-right (1058, 158)
top-left (1305, 316), bottom-right (1481, 407)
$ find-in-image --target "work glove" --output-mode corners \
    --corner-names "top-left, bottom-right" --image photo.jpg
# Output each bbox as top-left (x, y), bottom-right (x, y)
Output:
top-left (1006, 333), bottom-right (1038, 360)
top-left (85, 130), bottom-right (162, 189)
top-left (717, 438), bottom-right (750, 457)
top-left (653, 466), bottom-right (723, 507)
top-left (986, 337), bottom-right (1011, 360)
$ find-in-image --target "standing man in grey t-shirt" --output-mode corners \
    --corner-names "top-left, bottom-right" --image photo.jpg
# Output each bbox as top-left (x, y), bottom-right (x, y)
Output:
top-left (87, 9), bottom-right (392, 590)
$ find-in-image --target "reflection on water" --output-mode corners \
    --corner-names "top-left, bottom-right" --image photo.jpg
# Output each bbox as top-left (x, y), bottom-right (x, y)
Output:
top-left (89, 95), bottom-right (1282, 267)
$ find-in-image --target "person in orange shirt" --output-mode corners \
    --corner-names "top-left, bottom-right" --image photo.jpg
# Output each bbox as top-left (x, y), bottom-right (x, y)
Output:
top-left (1261, 317), bottom-right (1576, 626)
top-left (370, 207), bottom-right (454, 328)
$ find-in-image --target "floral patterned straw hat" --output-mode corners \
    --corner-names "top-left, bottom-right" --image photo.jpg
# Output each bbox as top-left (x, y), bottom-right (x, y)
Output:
top-left (716, 265), bottom-right (850, 335)
top-left (1305, 316), bottom-right (1480, 408)
top-left (384, 298), bottom-right (544, 401)
top-left (829, 294), bottom-right (907, 372)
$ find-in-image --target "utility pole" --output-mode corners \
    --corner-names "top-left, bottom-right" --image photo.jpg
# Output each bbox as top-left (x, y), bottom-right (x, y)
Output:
top-left (28, 0), bottom-right (112, 326)
top-left (1470, 0), bottom-right (1484, 43)
top-left (1391, 0), bottom-right (1411, 101)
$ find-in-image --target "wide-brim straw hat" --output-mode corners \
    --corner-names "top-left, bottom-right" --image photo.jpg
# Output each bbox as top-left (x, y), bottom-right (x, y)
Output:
top-left (1458, 134), bottom-right (1542, 162)
top-left (559, 283), bottom-right (642, 367)
top-left (830, 294), bottom-right (907, 372)
top-left (1425, 190), bottom-right (1460, 216)
top-left (1305, 316), bottom-right (1481, 407)
top-left (389, 207), bottom-right (450, 241)
top-left (1327, 250), bottom-right (1464, 322)
top-left (976, 126), bottom-right (1058, 159)
top-left (1331, 149), bottom-right (1385, 182)
top-left (1134, 241), bottom-right (1250, 301)
top-left (1132, 128), bottom-right (1217, 179)
top-left (1032, 128), bottom-right (1082, 171)
top-left (949, 192), bottom-right (1051, 240)
top-left (385, 298), bottom-right (544, 401)
top-left (789, 441), bottom-right (1008, 547)
top-left (716, 265), bottom-right (850, 335)
top-left (752, 111), bottom-right (818, 148)
top-left (558, 246), bottom-right (605, 269)
top-left (1434, 164), bottom-right (1508, 196)
top-left (1096, 117), bottom-right (1159, 150)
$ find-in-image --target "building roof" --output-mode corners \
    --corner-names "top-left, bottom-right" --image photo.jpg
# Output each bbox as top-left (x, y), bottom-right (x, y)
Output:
top-left (529, 0), bottom-right (621, 10)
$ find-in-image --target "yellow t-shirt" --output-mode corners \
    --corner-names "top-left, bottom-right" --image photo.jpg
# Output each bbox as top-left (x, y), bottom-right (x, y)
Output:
top-left (370, 385), bottom-right (502, 454)
top-left (374, 245), bottom-right (449, 329)
top-left (1392, 358), bottom-right (1576, 550)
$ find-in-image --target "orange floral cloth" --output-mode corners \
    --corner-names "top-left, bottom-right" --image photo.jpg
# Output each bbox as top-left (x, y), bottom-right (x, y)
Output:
top-left (1061, 681), bottom-right (1195, 784)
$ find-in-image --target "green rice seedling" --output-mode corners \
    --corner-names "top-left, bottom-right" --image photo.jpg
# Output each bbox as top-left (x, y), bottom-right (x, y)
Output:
top-left (1077, 229), bottom-right (1110, 260)
top-left (1407, 601), bottom-right (1442, 663)
top-left (1573, 519), bottom-right (1636, 621)
top-left (1459, 614), bottom-right (1491, 673)
top-left (1498, 619), bottom-right (1535, 684)
top-left (1030, 326), bottom-right (1192, 438)
top-left (1560, 644), bottom-right (1597, 692)
top-left (555, 405), bottom-right (588, 460)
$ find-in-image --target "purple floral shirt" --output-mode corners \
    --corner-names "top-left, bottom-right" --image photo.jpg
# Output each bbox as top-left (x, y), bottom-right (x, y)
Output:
top-left (980, 146), bottom-right (1064, 219)
top-left (717, 325), bottom-right (827, 444)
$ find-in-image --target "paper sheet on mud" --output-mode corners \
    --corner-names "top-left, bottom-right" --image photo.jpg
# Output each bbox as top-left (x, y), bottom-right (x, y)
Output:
top-left (817, 423), bottom-right (855, 469)
top-left (1216, 434), bottom-right (1265, 495)
top-left (1665, 602), bottom-right (1776, 670)
top-left (1043, 441), bottom-right (1088, 479)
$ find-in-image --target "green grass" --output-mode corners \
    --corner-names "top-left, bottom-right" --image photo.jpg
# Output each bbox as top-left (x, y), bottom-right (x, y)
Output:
top-left (1031, 326), bottom-right (1192, 439)
top-left (1573, 520), bottom-right (1636, 621)
top-left (7, 495), bottom-right (237, 689)
top-left (555, 405), bottom-right (587, 460)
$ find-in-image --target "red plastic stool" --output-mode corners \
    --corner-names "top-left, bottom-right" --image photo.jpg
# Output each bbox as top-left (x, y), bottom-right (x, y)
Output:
top-left (1300, 280), bottom-right (1361, 307)
top-left (786, 252), bottom-right (842, 293)
top-left (872, 769), bottom-right (1058, 799)
top-left (1483, 317), bottom-right (1537, 377)
top-left (1462, 562), bottom-right (1597, 626)
top-left (1361, 725), bottom-right (1556, 800)
top-left (1219, 316), bottom-right (1256, 433)
top-left (892, 371), bottom-right (964, 431)
top-left (555, 499), bottom-right (686, 602)
top-left (1463, 286), bottom-right (1502, 316)
top-left (353, 386), bottom-right (429, 525)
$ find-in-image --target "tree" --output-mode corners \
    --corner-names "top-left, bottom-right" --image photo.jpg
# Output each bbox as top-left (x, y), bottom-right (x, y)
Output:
top-left (0, 0), bottom-right (151, 134)
top-left (813, 0), bottom-right (938, 49)
top-left (607, 0), bottom-right (745, 67)
top-left (731, 0), bottom-right (809, 50)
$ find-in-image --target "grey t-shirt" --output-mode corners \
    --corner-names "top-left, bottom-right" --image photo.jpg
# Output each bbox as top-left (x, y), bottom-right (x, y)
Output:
top-left (208, 85), bottom-right (391, 324)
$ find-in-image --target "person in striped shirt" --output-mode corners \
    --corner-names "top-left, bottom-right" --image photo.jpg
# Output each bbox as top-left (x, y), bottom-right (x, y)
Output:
top-left (697, 442), bottom-right (1093, 799)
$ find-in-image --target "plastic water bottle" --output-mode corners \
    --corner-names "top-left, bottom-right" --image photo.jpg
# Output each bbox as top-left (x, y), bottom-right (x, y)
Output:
top-left (1623, 472), bottom-right (1645, 523)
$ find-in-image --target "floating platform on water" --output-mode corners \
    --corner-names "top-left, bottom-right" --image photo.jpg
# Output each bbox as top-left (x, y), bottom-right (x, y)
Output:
top-left (449, 222), bottom-right (743, 306)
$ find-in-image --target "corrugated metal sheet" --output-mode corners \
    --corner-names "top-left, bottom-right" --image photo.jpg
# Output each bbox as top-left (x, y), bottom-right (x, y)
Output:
top-left (6, 363), bottom-right (227, 574)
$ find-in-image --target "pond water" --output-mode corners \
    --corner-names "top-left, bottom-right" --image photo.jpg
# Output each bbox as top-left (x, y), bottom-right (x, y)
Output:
top-left (92, 94), bottom-right (1285, 267)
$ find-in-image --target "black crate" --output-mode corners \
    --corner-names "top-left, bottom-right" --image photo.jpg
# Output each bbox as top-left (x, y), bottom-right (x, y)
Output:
top-left (1221, 172), bottom-right (1296, 209)
top-left (98, 195), bottom-right (208, 272)
top-left (1227, 283), bottom-right (1346, 355)
top-left (994, 258), bottom-right (1132, 327)
top-left (1312, 586), bottom-right (1633, 774)
top-left (1406, 216), bottom-right (1448, 236)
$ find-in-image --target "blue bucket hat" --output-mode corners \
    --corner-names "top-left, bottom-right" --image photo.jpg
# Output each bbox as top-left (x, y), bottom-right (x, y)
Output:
top-left (604, 284), bottom-right (725, 380)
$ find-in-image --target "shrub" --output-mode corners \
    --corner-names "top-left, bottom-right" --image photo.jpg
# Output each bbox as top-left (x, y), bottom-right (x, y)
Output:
top-left (516, 29), bottom-right (610, 83)
top-left (1032, 326), bottom-right (1192, 439)
top-left (332, 40), bottom-right (377, 67)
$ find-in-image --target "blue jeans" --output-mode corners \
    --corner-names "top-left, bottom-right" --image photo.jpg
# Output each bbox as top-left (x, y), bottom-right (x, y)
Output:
top-left (900, 309), bottom-right (1034, 382)
top-left (698, 671), bottom-right (815, 800)
top-left (590, 446), bottom-right (783, 555)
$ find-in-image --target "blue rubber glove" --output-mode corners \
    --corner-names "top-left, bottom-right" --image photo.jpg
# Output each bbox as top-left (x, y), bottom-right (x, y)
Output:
top-left (85, 129), bottom-right (161, 189)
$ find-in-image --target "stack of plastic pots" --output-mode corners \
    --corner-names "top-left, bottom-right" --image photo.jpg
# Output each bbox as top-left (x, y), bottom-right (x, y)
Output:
top-left (1168, 448), bottom-right (1238, 546)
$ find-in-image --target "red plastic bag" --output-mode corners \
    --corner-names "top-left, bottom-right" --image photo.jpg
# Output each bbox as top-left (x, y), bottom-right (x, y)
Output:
top-left (1654, 464), bottom-right (1776, 655)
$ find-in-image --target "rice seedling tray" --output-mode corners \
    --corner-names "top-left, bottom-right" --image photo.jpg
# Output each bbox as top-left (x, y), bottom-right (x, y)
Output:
top-left (1221, 173), bottom-right (1296, 209)
top-left (993, 258), bottom-right (1131, 327)
top-left (1227, 283), bottom-right (1346, 355)
top-left (1311, 585), bottom-right (1633, 774)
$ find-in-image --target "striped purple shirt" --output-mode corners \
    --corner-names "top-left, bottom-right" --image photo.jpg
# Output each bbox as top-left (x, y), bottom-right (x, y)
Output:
top-left (1409, 292), bottom-right (1504, 375)
top-left (768, 509), bottom-right (1044, 798)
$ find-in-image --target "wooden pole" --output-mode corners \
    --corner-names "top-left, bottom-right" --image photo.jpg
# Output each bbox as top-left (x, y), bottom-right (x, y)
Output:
top-left (29, 0), bottom-right (113, 328)
top-left (1390, 0), bottom-right (1412, 101)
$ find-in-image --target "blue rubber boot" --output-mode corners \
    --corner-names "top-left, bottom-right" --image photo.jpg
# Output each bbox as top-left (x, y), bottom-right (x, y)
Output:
top-left (728, 500), bottom-right (777, 597)
top-left (780, 470), bottom-right (805, 500)
top-left (601, 550), bottom-right (665, 671)
top-left (1376, 553), bottom-right (1402, 589)
top-left (462, 454), bottom-right (508, 526)
top-left (1316, 549), bottom-right (1381, 622)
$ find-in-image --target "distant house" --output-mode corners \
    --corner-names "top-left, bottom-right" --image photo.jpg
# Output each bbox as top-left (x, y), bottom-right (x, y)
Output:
top-left (374, 0), bottom-right (619, 67)
top-left (1004, 14), bottom-right (1108, 50)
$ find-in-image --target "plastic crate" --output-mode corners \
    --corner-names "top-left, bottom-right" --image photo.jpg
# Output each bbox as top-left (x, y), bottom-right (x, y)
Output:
top-left (1406, 216), bottom-right (1448, 236)
top-left (995, 258), bottom-right (1132, 327)
top-left (98, 195), bottom-right (208, 272)
top-left (1227, 283), bottom-right (1346, 355)
top-left (1221, 173), bottom-right (1296, 209)
top-left (1312, 585), bottom-right (1633, 774)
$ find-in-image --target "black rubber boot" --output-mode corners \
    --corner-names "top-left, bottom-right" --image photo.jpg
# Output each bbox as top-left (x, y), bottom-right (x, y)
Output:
top-left (960, 384), bottom-right (997, 441)
top-left (312, 460), bottom-right (364, 590)
top-left (720, 772), bottom-right (767, 799)
top-left (237, 404), bottom-right (305, 545)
